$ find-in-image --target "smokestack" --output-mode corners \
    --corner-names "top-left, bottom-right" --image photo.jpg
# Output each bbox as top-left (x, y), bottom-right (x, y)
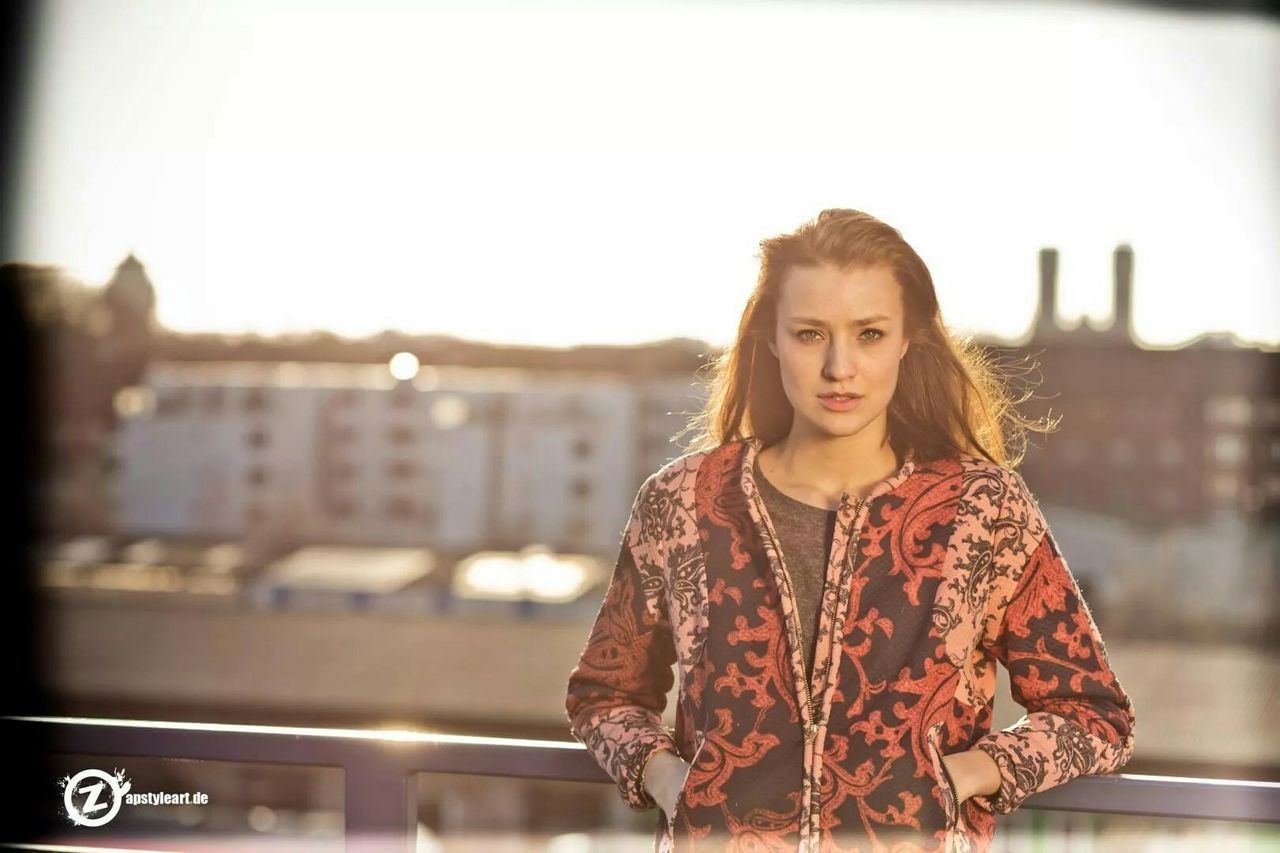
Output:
top-left (1037, 247), bottom-right (1058, 334)
top-left (1113, 244), bottom-right (1133, 339)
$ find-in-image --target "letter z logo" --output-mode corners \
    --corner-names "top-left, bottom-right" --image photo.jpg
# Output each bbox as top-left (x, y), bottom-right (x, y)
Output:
top-left (61, 768), bottom-right (131, 827)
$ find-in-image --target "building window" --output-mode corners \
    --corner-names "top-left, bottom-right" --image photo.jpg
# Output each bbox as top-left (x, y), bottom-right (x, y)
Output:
top-left (386, 459), bottom-right (417, 480)
top-left (1109, 438), bottom-right (1135, 465)
top-left (329, 424), bottom-right (357, 445)
top-left (202, 386), bottom-right (225, 414)
top-left (387, 496), bottom-right (416, 519)
top-left (244, 388), bottom-right (270, 413)
top-left (156, 389), bottom-right (190, 417)
top-left (1210, 434), bottom-right (1246, 466)
top-left (1156, 437), bottom-right (1182, 467)
top-left (387, 425), bottom-right (417, 445)
top-left (327, 460), bottom-right (357, 482)
top-left (430, 395), bottom-right (471, 430)
top-left (390, 385), bottom-right (416, 409)
top-left (1211, 473), bottom-right (1239, 503)
top-left (1240, 484), bottom-right (1265, 513)
top-left (329, 497), bottom-right (356, 519)
top-left (1206, 395), bottom-right (1251, 427)
top-left (1061, 437), bottom-right (1087, 465)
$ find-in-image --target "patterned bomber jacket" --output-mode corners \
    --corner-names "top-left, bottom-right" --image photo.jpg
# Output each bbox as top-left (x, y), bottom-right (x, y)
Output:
top-left (565, 436), bottom-right (1137, 852)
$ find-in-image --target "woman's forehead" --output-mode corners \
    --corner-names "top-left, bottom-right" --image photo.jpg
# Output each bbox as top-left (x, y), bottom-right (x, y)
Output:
top-left (778, 264), bottom-right (902, 315)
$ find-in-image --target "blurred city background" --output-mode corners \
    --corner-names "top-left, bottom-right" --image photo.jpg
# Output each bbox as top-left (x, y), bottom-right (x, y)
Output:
top-left (1, 0), bottom-right (1277, 850)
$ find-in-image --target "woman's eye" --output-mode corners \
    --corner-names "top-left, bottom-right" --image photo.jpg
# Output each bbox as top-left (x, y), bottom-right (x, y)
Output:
top-left (795, 328), bottom-right (883, 342)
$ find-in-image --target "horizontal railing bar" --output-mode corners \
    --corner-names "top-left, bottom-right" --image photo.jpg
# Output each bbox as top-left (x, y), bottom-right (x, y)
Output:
top-left (6, 716), bottom-right (611, 783)
top-left (1013, 771), bottom-right (1280, 823)
top-left (8, 716), bottom-right (1280, 825)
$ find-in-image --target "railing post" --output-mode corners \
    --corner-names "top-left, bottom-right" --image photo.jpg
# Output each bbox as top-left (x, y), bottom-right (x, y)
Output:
top-left (343, 753), bottom-right (416, 853)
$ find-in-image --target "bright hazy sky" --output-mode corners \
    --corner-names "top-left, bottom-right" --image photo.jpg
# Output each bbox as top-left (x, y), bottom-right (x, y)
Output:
top-left (9, 0), bottom-right (1278, 348)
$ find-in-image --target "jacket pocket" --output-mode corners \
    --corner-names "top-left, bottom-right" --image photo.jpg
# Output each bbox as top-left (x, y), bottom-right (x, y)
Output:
top-left (925, 722), bottom-right (962, 834)
top-left (666, 737), bottom-right (705, 836)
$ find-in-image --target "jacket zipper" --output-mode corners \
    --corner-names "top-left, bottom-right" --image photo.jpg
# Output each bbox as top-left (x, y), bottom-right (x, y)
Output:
top-left (751, 491), bottom-right (865, 741)
top-left (929, 723), bottom-right (961, 833)
top-left (938, 753), bottom-right (961, 832)
top-left (748, 483), bottom-right (866, 846)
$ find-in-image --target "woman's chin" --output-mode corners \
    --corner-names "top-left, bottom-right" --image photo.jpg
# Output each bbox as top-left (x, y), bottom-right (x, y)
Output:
top-left (803, 412), bottom-right (867, 438)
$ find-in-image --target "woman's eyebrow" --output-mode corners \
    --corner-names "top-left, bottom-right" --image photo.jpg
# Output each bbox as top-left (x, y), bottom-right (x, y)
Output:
top-left (788, 314), bottom-right (890, 327)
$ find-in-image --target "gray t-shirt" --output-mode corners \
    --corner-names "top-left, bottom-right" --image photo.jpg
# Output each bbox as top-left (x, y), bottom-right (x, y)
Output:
top-left (753, 456), bottom-right (837, 681)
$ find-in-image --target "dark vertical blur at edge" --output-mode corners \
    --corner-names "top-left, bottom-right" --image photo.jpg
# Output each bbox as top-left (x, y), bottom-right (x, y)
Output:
top-left (0, 0), bottom-right (57, 842)
top-left (0, 0), bottom-right (1273, 846)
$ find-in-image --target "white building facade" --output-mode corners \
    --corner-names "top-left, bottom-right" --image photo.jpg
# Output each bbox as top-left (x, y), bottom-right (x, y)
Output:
top-left (113, 361), bottom-right (704, 558)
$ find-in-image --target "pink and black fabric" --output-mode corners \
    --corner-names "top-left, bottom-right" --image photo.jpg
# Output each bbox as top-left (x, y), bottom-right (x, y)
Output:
top-left (566, 437), bottom-right (1136, 852)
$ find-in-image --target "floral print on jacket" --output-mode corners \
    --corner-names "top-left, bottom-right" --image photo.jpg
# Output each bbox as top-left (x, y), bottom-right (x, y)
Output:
top-left (565, 437), bottom-right (1136, 852)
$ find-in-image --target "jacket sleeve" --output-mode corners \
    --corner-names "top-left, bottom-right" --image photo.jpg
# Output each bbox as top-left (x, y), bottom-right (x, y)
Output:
top-left (565, 473), bottom-right (678, 811)
top-left (968, 470), bottom-right (1137, 816)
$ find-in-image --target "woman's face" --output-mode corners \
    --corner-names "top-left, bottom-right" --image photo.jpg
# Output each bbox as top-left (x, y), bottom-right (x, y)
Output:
top-left (767, 263), bottom-right (911, 444)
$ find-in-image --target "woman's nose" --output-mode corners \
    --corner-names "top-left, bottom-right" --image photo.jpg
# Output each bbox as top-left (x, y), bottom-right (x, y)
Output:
top-left (822, 342), bottom-right (858, 381)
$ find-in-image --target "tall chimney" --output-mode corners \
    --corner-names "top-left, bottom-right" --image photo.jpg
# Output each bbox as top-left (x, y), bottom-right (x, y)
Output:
top-left (1113, 244), bottom-right (1133, 340)
top-left (1037, 247), bottom-right (1058, 335)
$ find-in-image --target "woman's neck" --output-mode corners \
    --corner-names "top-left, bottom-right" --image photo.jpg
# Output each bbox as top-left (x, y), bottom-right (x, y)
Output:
top-left (760, 432), bottom-right (902, 504)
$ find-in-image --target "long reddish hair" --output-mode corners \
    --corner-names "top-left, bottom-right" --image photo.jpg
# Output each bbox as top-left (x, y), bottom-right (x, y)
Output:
top-left (680, 208), bottom-right (1054, 469)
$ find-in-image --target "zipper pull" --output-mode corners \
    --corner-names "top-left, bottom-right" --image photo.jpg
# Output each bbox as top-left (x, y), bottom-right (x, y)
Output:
top-left (806, 720), bottom-right (819, 743)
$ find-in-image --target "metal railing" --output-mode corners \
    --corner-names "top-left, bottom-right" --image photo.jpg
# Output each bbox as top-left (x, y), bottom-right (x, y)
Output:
top-left (6, 715), bottom-right (1280, 852)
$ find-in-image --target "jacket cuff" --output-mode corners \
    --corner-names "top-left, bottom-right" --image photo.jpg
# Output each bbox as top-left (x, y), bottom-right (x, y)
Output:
top-left (966, 711), bottom-right (1134, 816)
top-left (569, 708), bottom-right (678, 812)
top-left (619, 729), bottom-right (680, 811)
top-left (968, 739), bottom-right (1020, 814)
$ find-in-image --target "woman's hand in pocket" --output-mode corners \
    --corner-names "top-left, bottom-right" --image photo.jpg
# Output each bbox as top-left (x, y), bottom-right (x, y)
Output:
top-left (643, 749), bottom-right (692, 818)
top-left (941, 749), bottom-right (1001, 803)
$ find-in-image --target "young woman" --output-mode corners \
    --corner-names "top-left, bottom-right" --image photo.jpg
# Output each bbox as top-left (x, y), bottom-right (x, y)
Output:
top-left (565, 209), bottom-right (1136, 852)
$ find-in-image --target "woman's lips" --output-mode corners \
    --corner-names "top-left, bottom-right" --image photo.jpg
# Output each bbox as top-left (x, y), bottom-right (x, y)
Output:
top-left (818, 394), bottom-right (862, 412)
